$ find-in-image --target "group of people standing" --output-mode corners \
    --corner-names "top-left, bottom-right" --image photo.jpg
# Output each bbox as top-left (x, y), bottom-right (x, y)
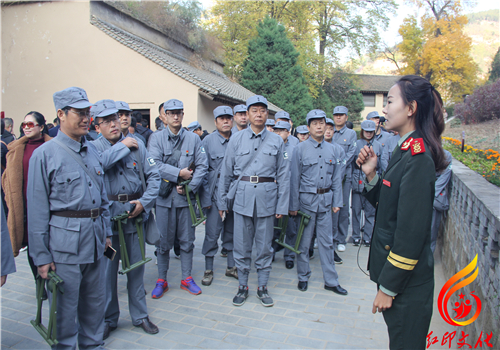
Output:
top-left (1, 74), bottom-right (452, 350)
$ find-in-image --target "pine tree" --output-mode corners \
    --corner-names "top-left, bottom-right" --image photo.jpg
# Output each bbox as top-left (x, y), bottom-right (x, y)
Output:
top-left (241, 17), bottom-right (313, 125)
top-left (488, 47), bottom-right (500, 83)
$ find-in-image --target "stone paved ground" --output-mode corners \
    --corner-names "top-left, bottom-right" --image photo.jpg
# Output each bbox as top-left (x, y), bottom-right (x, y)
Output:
top-left (1, 224), bottom-right (453, 349)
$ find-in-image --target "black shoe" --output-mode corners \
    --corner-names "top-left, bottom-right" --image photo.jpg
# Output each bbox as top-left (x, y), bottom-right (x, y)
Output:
top-left (220, 247), bottom-right (228, 258)
top-left (309, 249), bottom-right (314, 260)
top-left (324, 284), bottom-right (348, 296)
top-left (136, 317), bottom-right (159, 334)
top-left (353, 239), bottom-right (360, 246)
top-left (257, 286), bottom-right (274, 307)
top-left (103, 323), bottom-right (117, 340)
top-left (298, 281), bottom-right (308, 291)
top-left (233, 285), bottom-right (249, 306)
top-left (363, 240), bottom-right (371, 247)
top-left (334, 251), bottom-right (343, 265)
top-left (285, 261), bottom-right (294, 269)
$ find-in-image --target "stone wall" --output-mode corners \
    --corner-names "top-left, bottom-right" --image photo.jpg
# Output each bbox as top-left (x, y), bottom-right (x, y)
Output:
top-left (439, 158), bottom-right (500, 348)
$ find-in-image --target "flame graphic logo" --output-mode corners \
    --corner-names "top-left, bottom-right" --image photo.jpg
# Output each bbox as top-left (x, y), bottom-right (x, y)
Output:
top-left (437, 255), bottom-right (482, 326)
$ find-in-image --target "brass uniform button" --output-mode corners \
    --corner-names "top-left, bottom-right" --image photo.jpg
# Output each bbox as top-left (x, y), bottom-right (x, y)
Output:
top-left (385, 245), bottom-right (391, 251)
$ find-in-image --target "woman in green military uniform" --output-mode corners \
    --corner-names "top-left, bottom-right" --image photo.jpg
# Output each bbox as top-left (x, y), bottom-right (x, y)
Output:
top-left (357, 75), bottom-right (449, 349)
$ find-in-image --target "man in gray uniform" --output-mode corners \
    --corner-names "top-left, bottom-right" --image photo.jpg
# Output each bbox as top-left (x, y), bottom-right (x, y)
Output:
top-left (275, 111), bottom-right (299, 146)
top-left (219, 95), bottom-right (289, 307)
top-left (272, 121), bottom-right (297, 269)
top-left (28, 87), bottom-right (112, 349)
top-left (200, 106), bottom-right (238, 286)
top-left (331, 106), bottom-right (357, 252)
top-left (265, 119), bottom-right (275, 132)
top-left (289, 109), bottom-right (347, 295)
top-left (91, 100), bottom-right (161, 339)
top-left (366, 111), bottom-right (392, 149)
top-left (231, 104), bottom-right (248, 134)
top-left (296, 125), bottom-right (309, 142)
top-left (148, 99), bottom-right (208, 297)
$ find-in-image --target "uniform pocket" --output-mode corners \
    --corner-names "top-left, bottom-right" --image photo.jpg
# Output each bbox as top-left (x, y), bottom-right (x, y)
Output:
top-left (55, 171), bottom-right (82, 202)
top-left (324, 158), bottom-right (334, 175)
top-left (264, 182), bottom-right (277, 209)
top-left (48, 216), bottom-right (80, 255)
top-left (374, 227), bottom-right (394, 252)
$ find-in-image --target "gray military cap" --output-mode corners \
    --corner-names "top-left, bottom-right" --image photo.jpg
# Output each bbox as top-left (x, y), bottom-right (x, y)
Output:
top-left (296, 125), bottom-right (309, 134)
top-left (273, 121), bottom-right (291, 131)
top-left (265, 119), bottom-right (276, 126)
top-left (325, 118), bottom-right (334, 126)
top-left (213, 106), bottom-right (233, 119)
top-left (246, 95), bottom-right (268, 109)
top-left (306, 109), bottom-right (326, 124)
top-left (91, 99), bottom-right (119, 118)
top-left (53, 87), bottom-right (92, 111)
top-left (187, 121), bottom-right (202, 131)
top-left (275, 111), bottom-right (291, 120)
top-left (333, 106), bottom-right (348, 115)
top-left (115, 101), bottom-right (132, 112)
top-left (233, 104), bottom-right (247, 113)
top-left (361, 120), bottom-right (376, 131)
top-left (164, 99), bottom-right (184, 111)
top-left (366, 111), bottom-right (381, 120)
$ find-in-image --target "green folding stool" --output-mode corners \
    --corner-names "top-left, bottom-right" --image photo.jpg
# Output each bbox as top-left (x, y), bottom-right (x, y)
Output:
top-left (179, 179), bottom-right (207, 227)
top-left (274, 211), bottom-right (311, 254)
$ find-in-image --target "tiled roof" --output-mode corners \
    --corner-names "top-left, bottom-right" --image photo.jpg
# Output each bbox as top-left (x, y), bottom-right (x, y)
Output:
top-left (354, 74), bottom-right (398, 93)
top-left (91, 16), bottom-right (281, 112)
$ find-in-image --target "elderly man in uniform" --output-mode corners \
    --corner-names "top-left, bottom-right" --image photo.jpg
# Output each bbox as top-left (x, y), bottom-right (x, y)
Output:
top-left (331, 106), bottom-right (357, 253)
top-left (27, 87), bottom-right (112, 349)
top-left (231, 104), bottom-right (248, 134)
top-left (296, 125), bottom-right (309, 142)
top-left (289, 109), bottom-right (347, 295)
top-left (272, 121), bottom-right (297, 269)
top-left (91, 100), bottom-right (161, 339)
top-left (148, 99), bottom-right (208, 298)
top-left (265, 119), bottom-right (275, 132)
top-left (219, 95), bottom-right (289, 307)
top-left (199, 106), bottom-right (238, 286)
top-left (275, 111), bottom-right (299, 146)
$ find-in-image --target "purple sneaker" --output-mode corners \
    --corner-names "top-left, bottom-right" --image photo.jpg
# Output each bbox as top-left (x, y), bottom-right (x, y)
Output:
top-left (181, 276), bottom-right (202, 295)
top-left (151, 279), bottom-right (169, 299)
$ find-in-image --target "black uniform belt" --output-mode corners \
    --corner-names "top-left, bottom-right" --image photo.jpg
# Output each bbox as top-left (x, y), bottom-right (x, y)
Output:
top-left (107, 192), bottom-right (141, 202)
top-left (317, 188), bottom-right (330, 194)
top-left (236, 176), bottom-right (275, 183)
top-left (51, 208), bottom-right (104, 219)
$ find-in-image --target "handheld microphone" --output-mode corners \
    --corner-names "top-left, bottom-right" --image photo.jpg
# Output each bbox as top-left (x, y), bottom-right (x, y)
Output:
top-left (379, 116), bottom-right (386, 124)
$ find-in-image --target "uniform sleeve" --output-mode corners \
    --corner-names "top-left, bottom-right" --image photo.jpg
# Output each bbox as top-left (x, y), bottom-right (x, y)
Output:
top-left (289, 145), bottom-right (301, 212)
top-left (344, 132), bottom-right (357, 165)
top-left (275, 138), bottom-right (290, 216)
top-left (98, 142), bottom-right (131, 171)
top-left (147, 132), bottom-right (182, 183)
top-left (27, 152), bottom-right (53, 266)
top-left (434, 151), bottom-right (452, 198)
top-left (378, 145), bottom-right (389, 173)
top-left (217, 138), bottom-right (236, 211)
top-left (363, 175), bottom-right (381, 208)
top-left (199, 138), bottom-right (212, 208)
top-left (377, 153), bottom-right (435, 293)
top-left (138, 145), bottom-right (160, 215)
top-left (1, 202), bottom-right (16, 277)
top-left (331, 148), bottom-right (345, 208)
top-left (188, 137), bottom-right (208, 194)
top-left (97, 154), bottom-right (113, 238)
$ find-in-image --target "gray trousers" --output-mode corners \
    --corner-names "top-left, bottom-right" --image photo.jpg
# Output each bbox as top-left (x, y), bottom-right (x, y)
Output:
top-left (351, 192), bottom-right (375, 242)
top-left (233, 209), bottom-right (274, 287)
top-left (296, 208), bottom-right (339, 287)
top-left (156, 205), bottom-right (195, 280)
top-left (202, 201), bottom-right (235, 268)
top-left (51, 259), bottom-right (106, 350)
top-left (105, 233), bottom-right (148, 327)
top-left (333, 179), bottom-right (351, 245)
top-left (430, 209), bottom-right (442, 253)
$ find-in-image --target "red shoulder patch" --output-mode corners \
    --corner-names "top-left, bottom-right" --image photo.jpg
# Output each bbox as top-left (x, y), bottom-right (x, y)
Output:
top-left (400, 137), bottom-right (413, 151)
top-left (410, 138), bottom-right (425, 156)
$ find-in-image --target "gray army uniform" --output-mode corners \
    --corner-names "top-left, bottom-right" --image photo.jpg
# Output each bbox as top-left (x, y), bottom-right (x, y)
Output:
top-left (384, 134), bottom-right (401, 163)
top-left (200, 130), bottom-right (235, 270)
top-left (290, 137), bottom-right (343, 286)
top-left (1, 200), bottom-right (16, 278)
top-left (351, 139), bottom-right (387, 243)
top-left (218, 127), bottom-right (290, 287)
top-left (287, 135), bottom-right (300, 147)
top-left (281, 138), bottom-right (298, 263)
top-left (92, 134), bottom-right (160, 328)
top-left (28, 131), bottom-right (112, 349)
top-left (431, 150), bottom-right (452, 252)
top-left (374, 130), bottom-right (392, 149)
top-left (331, 125), bottom-right (357, 245)
top-left (148, 127), bottom-right (208, 280)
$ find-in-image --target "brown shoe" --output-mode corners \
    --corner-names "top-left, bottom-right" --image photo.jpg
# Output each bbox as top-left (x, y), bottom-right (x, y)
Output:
top-left (201, 270), bottom-right (213, 286)
top-left (136, 317), bottom-right (159, 334)
top-left (225, 266), bottom-right (238, 279)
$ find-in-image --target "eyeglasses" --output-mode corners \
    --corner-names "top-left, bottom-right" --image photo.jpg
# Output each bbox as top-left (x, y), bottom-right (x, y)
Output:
top-left (21, 121), bottom-right (39, 129)
top-left (96, 117), bottom-right (119, 127)
top-left (70, 109), bottom-right (91, 118)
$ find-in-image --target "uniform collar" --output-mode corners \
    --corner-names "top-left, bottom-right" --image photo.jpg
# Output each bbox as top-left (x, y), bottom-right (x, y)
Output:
top-left (334, 125), bottom-right (347, 134)
top-left (246, 126), bottom-right (267, 139)
top-left (166, 126), bottom-right (184, 140)
top-left (56, 130), bottom-right (87, 152)
top-left (307, 136), bottom-right (323, 148)
top-left (397, 130), bottom-right (415, 147)
top-left (215, 130), bottom-right (230, 144)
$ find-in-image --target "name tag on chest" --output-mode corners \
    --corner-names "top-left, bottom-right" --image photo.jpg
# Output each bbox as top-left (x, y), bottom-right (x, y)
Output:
top-left (383, 179), bottom-right (391, 187)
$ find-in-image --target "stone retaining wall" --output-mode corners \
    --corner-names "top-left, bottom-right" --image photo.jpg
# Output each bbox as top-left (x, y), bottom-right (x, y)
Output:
top-left (439, 158), bottom-right (500, 348)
